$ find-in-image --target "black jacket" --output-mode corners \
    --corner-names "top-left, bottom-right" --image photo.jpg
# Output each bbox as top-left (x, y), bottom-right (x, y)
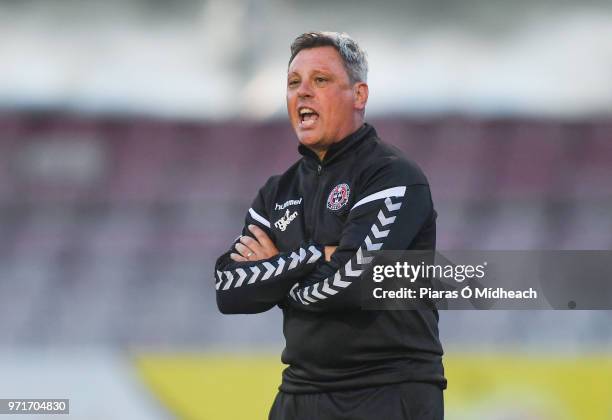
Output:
top-left (214, 123), bottom-right (446, 393)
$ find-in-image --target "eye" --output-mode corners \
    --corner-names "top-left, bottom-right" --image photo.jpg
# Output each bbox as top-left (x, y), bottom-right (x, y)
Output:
top-left (288, 79), bottom-right (299, 88)
top-left (315, 76), bottom-right (328, 85)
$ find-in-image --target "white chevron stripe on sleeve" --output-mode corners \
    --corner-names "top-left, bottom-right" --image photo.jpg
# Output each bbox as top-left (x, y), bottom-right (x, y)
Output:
top-left (248, 208), bottom-right (271, 228)
top-left (365, 235), bottom-right (383, 251)
top-left (321, 279), bottom-right (339, 295)
top-left (289, 283), bottom-right (299, 300)
top-left (385, 197), bottom-right (402, 212)
top-left (234, 268), bottom-right (247, 287)
top-left (302, 287), bottom-right (318, 303)
top-left (215, 270), bottom-right (223, 290)
top-left (297, 291), bottom-right (309, 305)
top-left (351, 186), bottom-right (406, 211)
top-left (222, 271), bottom-right (234, 290)
top-left (307, 245), bottom-right (322, 263)
top-left (247, 266), bottom-right (260, 284)
top-left (261, 262), bottom-right (275, 280)
top-left (377, 210), bottom-right (396, 226)
top-left (332, 271), bottom-right (352, 288)
top-left (371, 224), bottom-right (389, 238)
top-left (275, 257), bottom-right (285, 275)
top-left (310, 283), bottom-right (326, 300)
top-left (345, 260), bottom-right (363, 277)
top-left (356, 247), bottom-right (373, 265)
top-left (288, 252), bottom-right (300, 270)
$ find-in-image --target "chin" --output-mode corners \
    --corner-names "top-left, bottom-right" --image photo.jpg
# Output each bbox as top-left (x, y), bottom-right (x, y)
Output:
top-left (296, 131), bottom-right (322, 147)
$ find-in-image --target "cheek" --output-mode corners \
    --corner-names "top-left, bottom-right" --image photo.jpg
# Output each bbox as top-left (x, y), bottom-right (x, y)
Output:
top-left (323, 98), bottom-right (346, 122)
top-left (324, 91), bottom-right (351, 115)
top-left (286, 95), bottom-right (296, 118)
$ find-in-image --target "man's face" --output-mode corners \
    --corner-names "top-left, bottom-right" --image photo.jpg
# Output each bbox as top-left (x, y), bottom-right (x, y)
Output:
top-left (287, 46), bottom-right (363, 154)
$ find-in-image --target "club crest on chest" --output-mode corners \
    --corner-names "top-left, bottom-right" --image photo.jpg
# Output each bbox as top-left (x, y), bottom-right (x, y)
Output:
top-left (326, 183), bottom-right (350, 211)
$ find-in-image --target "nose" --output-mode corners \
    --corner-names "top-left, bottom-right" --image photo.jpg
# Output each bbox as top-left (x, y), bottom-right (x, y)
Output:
top-left (297, 79), bottom-right (313, 98)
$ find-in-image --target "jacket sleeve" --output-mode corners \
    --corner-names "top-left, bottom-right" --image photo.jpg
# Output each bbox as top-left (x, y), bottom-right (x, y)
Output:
top-left (214, 181), bottom-right (324, 314)
top-left (285, 159), bottom-right (435, 313)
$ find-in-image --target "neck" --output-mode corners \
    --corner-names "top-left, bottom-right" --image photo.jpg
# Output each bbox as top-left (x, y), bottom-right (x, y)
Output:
top-left (311, 120), bottom-right (364, 162)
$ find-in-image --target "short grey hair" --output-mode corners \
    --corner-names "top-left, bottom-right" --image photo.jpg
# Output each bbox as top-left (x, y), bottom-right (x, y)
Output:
top-left (289, 31), bottom-right (368, 83)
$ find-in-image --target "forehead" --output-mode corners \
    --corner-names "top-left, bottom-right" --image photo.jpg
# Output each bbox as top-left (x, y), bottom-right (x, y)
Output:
top-left (288, 46), bottom-right (348, 76)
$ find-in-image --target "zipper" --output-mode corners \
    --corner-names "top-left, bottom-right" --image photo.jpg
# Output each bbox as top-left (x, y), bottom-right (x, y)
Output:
top-left (304, 163), bottom-right (324, 240)
top-left (310, 163), bottom-right (324, 241)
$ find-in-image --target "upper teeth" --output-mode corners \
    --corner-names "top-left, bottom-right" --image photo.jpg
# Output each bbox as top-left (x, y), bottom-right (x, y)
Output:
top-left (299, 108), bottom-right (315, 115)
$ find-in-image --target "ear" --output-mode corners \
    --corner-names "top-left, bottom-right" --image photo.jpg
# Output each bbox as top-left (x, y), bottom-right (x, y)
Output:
top-left (353, 82), bottom-right (369, 111)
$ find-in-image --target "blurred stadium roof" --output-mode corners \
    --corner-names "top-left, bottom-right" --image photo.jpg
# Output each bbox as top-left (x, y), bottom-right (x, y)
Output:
top-left (1, 0), bottom-right (611, 119)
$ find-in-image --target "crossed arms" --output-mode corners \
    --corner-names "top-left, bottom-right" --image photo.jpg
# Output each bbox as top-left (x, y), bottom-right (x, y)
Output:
top-left (214, 163), bottom-right (434, 314)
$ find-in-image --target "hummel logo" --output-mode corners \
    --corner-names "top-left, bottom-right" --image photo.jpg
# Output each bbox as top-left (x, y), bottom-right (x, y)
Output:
top-left (275, 197), bottom-right (302, 211)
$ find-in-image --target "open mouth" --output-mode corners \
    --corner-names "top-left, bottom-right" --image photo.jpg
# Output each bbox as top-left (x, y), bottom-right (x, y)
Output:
top-left (298, 107), bottom-right (319, 128)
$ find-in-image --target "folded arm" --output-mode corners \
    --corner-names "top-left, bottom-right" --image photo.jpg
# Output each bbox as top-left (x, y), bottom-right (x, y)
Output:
top-left (286, 162), bottom-right (435, 313)
top-left (214, 190), bottom-right (323, 314)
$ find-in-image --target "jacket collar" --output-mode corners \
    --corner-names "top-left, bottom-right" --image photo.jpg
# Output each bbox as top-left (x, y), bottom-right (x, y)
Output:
top-left (298, 123), bottom-right (374, 166)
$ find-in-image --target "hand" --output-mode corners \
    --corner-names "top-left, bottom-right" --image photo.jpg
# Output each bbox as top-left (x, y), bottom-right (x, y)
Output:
top-left (324, 245), bottom-right (337, 262)
top-left (231, 224), bottom-right (279, 262)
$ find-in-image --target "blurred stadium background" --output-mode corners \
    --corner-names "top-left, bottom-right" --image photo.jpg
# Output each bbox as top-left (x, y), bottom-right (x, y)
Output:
top-left (1, 0), bottom-right (611, 419)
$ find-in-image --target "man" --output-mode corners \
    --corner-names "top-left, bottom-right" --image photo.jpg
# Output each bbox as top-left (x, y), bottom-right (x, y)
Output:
top-left (214, 32), bottom-right (445, 419)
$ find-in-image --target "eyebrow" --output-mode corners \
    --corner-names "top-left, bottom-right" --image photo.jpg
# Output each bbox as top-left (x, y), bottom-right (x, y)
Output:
top-left (287, 68), bottom-right (333, 77)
